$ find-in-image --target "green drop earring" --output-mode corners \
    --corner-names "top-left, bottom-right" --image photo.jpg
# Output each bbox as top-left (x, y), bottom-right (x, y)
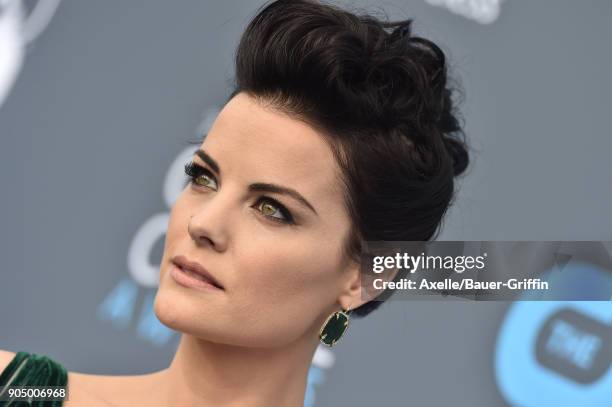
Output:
top-left (318, 304), bottom-right (352, 347)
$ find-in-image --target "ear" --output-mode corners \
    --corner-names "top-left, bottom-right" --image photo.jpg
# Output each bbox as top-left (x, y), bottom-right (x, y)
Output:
top-left (337, 255), bottom-right (399, 311)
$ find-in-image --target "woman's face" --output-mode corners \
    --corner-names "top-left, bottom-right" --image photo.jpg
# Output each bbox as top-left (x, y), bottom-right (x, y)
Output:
top-left (154, 92), bottom-right (362, 348)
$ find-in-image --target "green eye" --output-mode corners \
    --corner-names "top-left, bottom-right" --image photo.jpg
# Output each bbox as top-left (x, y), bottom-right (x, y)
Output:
top-left (256, 198), bottom-right (294, 224)
top-left (260, 201), bottom-right (278, 216)
top-left (194, 174), bottom-right (214, 188)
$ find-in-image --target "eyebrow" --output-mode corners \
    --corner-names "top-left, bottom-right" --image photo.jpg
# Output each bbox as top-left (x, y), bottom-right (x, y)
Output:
top-left (193, 148), bottom-right (318, 216)
top-left (195, 148), bottom-right (221, 176)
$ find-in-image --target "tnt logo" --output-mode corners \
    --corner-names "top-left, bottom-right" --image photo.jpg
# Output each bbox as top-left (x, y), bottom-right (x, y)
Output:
top-left (496, 287), bottom-right (612, 406)
top-left (535, 309), bottom-right (611, 384)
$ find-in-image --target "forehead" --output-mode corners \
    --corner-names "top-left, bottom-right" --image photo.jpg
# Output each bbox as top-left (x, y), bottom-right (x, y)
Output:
top-left (201, 93), bottom-right (345, 210)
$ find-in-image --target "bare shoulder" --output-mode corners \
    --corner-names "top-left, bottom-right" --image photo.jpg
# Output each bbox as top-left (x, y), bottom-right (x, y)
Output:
top-left (67, 371), bottom-right (128, 406)
top-left (66, 369), bottom-right (166, 407)
top-left (0, 349), bottom-right (17, 372)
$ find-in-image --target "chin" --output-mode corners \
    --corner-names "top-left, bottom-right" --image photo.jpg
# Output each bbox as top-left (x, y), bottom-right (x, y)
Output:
top-left (152, 287), bottom-right (184, 331)
top-left (152, 287), bottom-right (229, 342)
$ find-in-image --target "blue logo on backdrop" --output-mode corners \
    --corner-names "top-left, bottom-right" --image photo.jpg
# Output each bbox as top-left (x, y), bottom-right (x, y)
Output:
top-left (495, 261), bottom-right (612, 407)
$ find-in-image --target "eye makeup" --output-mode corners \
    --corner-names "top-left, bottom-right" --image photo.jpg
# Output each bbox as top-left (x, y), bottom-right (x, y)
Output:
top-left (183, 161), bottom-right (296, 225)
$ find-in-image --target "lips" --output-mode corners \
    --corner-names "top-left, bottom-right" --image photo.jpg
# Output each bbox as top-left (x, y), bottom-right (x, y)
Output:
top-left (171, 255), bottom-right (224, 290)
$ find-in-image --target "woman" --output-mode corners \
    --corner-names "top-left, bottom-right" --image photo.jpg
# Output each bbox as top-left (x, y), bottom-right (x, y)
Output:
top-left (0, 0), bottom-right (468, 405)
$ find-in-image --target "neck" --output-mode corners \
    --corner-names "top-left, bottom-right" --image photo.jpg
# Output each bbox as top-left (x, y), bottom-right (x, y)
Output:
top-left (156, 332), bottom-right (319, 407)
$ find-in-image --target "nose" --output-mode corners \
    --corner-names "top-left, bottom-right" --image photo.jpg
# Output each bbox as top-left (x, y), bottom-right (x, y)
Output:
top-left (187, 198), bottom-right (231, 251)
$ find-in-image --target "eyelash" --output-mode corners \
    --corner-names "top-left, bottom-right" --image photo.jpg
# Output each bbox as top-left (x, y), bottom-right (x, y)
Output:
top-left (183, 161), bottom-right (295, 225)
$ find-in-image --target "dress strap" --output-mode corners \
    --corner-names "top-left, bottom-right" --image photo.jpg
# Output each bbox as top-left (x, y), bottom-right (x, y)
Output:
top-left (0, 351), bottom-right (30, 387)
top-left (0, 351), bottom-right (68, 406)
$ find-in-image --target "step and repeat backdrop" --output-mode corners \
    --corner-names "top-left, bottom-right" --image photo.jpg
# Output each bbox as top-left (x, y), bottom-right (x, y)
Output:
top-left (1, 1), bottom-right (611, 406)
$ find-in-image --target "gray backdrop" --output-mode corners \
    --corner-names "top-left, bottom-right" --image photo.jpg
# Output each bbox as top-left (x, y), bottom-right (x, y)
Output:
top-left (1, 1), bottom-right (611, 406)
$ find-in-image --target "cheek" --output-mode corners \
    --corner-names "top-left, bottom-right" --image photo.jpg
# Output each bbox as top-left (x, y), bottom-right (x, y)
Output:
top-left (158, 192), bottom-right (197, 288)
top-left (162, 193), bottom-right (191, 253)
top-left (229, 231), bottom-right (343, 342)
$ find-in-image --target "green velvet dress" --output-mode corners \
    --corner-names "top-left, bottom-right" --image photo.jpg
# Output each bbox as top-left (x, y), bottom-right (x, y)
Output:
top-left (0, 351), bottom-right (67, 406)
